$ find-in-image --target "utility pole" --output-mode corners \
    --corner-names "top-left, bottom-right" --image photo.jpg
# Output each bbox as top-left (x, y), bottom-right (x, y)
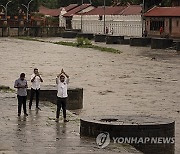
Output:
top-left (80, 0), bottom-right (83, 31)
top-left (21, 0), bottom-right (34, 22)
top-left (141, 0), bottom-right (145, 37)
top-left (103, 0), bottom-right (106, 34)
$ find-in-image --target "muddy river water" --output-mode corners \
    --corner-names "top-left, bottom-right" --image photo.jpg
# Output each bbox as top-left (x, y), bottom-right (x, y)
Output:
top-left (0, 37), bottom-right (179, 153)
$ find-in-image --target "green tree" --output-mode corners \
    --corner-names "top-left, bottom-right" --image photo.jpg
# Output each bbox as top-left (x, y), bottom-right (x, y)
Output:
top-left (0, 0), bottom-right (38, 16)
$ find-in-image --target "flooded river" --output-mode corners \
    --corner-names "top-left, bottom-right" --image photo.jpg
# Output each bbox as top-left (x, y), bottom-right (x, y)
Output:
top-left (0, 37), bottom-right (180, 153)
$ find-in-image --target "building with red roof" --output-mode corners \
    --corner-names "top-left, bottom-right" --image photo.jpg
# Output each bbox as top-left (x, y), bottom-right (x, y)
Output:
top-left (60, 4), bottom-right (94, 29)
top-left (144, 6), bottom-right (180, 37)
top-left (39, 6), bottom-right (61, 17)
top-left (63, 4), bottom-right (93, 17)
top-left (83, 6), bottom-right (126, 15)
top-left (72, 5), bottom-right (143, 37)
top-left (121, 5), bottom-right (142, 15)
top-left (39, 4), bottom-right (78, 17)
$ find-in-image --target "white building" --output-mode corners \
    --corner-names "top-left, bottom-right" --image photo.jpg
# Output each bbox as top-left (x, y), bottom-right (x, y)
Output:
top-left (72, 5), bottom-right (143, 37)
top-left (60, 4), bottom-right (95, 29)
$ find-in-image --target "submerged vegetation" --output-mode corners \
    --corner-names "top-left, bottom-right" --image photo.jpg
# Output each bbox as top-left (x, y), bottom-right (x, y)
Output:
top-left (18, 37), bottom-right (121, 54)
top-left (0, 85), bottom-right (15, 93)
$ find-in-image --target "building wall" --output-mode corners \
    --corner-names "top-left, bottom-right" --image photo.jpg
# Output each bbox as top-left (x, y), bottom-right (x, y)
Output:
top-left (164, 18), bottom-right (170, 34)
top-left (59, 6), bottom-right (95, 28)
top-left (171, 18), bottom-right (180, 37)
top-left (72, 15), bottom-right (143, 37)
top-left (145, 17), bottom-right (180, 37)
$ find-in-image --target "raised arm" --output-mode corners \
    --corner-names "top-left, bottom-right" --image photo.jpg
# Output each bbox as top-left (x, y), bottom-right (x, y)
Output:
top-left (61, 69), bottom-right (69, 78)
top-left (37, 73), bottom-right (43, 82)
top-left (31, 75), bottom-right (36, 82)
top-left (61, 69), bottom-right (69, 84)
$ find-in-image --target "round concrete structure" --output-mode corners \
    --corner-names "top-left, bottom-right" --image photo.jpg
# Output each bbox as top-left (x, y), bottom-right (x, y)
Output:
top-left (80, 115), bottom-right (175, 154)
top-left (27, 85), bottom-right (83, 110)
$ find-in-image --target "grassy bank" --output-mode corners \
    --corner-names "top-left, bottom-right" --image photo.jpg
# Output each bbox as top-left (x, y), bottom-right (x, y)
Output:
top-left (17, 37), bottom-right (121, 54)
top-left (54, 41), bottom-right (120, 54)
top-left (0, 85), bottom-right (15, 92)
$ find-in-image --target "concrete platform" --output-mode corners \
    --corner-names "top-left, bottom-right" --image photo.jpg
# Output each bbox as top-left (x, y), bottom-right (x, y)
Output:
top-left (119, 39), bottom-right (130, 45)
top-left (151, 38), bottom-right (173, 49)
top-left (106, 35), bottom-right (124, 44)
top-left (130, 38), bottom-right (151, 47)
top-left (27, 85), bottom-right (83, 110)
top-left (77, 33), bottom-right (94, 40)
top-left (80, 115), bottom-right (175, 154)
top-left (94, 34), bottom-right (107, 42)
top-left (62, 31), bottom-right (78, 38)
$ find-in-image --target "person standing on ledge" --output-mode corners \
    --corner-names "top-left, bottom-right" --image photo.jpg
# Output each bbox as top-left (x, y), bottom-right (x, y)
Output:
top-left (29, 68), bottom-right (43, 110)
top-left (56, 69), bottom-right (69, 122)
top-left (14, 73), bottom-right (28, 116)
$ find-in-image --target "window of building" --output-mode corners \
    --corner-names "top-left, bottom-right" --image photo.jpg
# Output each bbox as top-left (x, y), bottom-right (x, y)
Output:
top-left (146, 21), bottom-right (148, 26)
top-left (99, 15), bottom-right (102, 20)
top-left (166, 21), bottom-right (168, 27)
top-left (150, 20), bottom-right (164, 31)
top-left (177, 20), bottom-right (179, 27)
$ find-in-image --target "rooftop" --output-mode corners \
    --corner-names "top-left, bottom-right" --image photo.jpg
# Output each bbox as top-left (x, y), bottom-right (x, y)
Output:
top-left (39, 4), bottom-right (78, 17)
top-left (82, 5), bottom-right (142, 16)
top-left (83, 6), bottom-right (126, 15)
top-left (63, 4), bottom-right (92, 17)
top-left (144, 6), bottom-right (180, 17)
top-left (121, 5), bottom-right (142, 15)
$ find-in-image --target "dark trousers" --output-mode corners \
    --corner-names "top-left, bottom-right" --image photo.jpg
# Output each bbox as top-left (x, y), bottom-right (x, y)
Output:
top-left (17, 95), bottom-right (27, 115)
top-left (56, 97), bottom-right (67, 119)
top-left (29, 88), bottom-right (40, 108)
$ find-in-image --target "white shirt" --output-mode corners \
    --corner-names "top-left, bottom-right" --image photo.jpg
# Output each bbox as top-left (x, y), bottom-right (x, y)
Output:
top-left (31, 74), bottom-right (41, 90)
top-left (57, 78), bottom-right (69, 98)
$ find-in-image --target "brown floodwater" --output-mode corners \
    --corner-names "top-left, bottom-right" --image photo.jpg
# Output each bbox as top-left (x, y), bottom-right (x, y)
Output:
top-left (0, 37), bottom-right (179, 153)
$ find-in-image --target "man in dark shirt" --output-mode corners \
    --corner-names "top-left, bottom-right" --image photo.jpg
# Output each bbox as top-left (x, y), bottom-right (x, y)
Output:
top-left (14, 73), bottom-right (28, 116)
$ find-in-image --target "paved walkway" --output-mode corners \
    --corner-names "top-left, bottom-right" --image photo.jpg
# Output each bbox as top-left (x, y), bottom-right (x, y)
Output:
top-left (0, 91), bottom-right (141, 154)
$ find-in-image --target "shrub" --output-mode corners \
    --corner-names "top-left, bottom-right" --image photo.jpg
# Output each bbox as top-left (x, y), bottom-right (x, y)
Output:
top-left (84, 38), bottom-right (92, 45)
top-left (77, 37), bottom-right (84, 46)
top-left (76, 37), bottom-right (92, 46)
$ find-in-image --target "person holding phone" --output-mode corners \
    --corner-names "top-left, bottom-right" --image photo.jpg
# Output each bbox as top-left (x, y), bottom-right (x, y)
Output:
top-left (29, 68), bottom-right (43, 110)
top-left (14, 73), bottom-right (28, 116)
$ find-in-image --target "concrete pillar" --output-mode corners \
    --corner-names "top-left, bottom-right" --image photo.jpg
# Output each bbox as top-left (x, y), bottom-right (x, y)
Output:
top-left (176, 42), bottom-right (180, 54)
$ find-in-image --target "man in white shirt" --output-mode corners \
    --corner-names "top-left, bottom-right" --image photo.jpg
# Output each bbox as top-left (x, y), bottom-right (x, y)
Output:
top-left (29, 68), bottom-right (43, 110)
top-left (56, 69), bottom-right (69, 122)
